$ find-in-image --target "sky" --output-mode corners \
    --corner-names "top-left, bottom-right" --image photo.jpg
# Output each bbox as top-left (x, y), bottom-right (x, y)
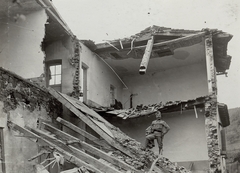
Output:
top-left (53, 0), bottom-right (240, 108)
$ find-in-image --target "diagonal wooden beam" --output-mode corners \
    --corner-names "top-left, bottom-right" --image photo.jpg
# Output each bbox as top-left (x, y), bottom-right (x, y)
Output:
top-left (8, 122), bottom-right (104, 173)
top-left (56, 117), bottom-right (111, 150)
top-left (48, 88), bottom-right (135, 158)
top-left (29, 127), bottom-right (123, 173)
top-left (139, 36), bottom-right (154, 75)
top-left (42, 122), bottom-right (140, 172)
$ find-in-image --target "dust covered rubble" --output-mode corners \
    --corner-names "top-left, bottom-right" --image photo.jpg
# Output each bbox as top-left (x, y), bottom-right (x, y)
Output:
top-left (110, 126), bottom-right (192, 172)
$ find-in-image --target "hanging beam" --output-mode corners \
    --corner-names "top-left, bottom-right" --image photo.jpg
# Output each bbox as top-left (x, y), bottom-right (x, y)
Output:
top-left (56, 117), bottom-right (111, 150)
top-left (48, 88), bottom-right (135, 158)
top-left (42, 122), bottom-right (140, 172)
top-left (139, 36), bottom-right (154, 75)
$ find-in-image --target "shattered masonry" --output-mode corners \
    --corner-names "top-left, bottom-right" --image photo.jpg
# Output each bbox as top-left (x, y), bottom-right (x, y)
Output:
top-left (205, 96), bottom-right (220, 168)
top-left (69, 38), bottom-right (81, 98)
top-left (204, 35), bottom-right (220, 171)
top-left (0, 67), bottom-right (62, 116)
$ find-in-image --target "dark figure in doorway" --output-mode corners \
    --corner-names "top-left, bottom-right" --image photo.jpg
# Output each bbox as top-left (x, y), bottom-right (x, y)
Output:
top-left (144, 111), bottom-right (170, 154)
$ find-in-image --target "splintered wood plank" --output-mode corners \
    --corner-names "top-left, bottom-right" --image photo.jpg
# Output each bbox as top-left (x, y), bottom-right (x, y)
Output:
top-left (69, 146), bottom-right (122, 173)
top-left (89, 117), bottom-right (114, 138)
top-left (56, 117), bottom-right (111, 149)
top-left (29, 126), bottom-right (122, 173)
top-left (60, 168), bottom-right (79, 173)
top-left (8, 122), bottom-right (103, 173)
top-left (48, 88), bottom-right (135, 158)
top-left (58, 91), bottom-right (114, 128)
top-left (42, 122), bottom-right (139, 172)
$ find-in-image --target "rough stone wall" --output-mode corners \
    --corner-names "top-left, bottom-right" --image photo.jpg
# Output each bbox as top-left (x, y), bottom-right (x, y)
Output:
top-left (204, 34), bottom-right (221, 172)
top-left (205, 95), bottom-right (220, 170)
top-left (0, 67), bottom-right (62, 116)
top-left (69, 38), bottom-right (81, 99)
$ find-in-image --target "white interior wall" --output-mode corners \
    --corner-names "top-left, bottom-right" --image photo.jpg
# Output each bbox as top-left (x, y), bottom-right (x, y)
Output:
top-left (80, 43), bottom-right (124, 107)
top-left (122, 62), bottom-right (208, 108)
top-left (0, 10), bottom-right (47, 78)
top-left (109, 109), bottom-right (208, 162)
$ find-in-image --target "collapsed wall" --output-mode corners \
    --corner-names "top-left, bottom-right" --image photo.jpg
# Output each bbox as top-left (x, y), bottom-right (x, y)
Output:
top-left (0, 67), bottom-right (62, 173)
top-left (0, 67), bottom-right (192, 173)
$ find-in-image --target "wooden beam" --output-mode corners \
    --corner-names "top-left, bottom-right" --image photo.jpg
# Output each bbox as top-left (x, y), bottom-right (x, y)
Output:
top-left (42, 122), bottom-right (140, 172)
top-left (29, 127), bottom-right (122, 173)
top-left (69, 146), bottom-right (122, 173)
top-left (8, 122), bottom-right (104, 173)
top-left (139, 36), bottom-right (154, 75)
top-left (60, 168), bottom-right (79, 173)
top-left (56, 117), bottom-right (111, 150)
top-left (48, 88), bottom-right (135, 158)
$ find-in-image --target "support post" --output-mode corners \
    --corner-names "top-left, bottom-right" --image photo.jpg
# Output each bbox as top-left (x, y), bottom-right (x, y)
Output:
top-left (139, 36), bottom-right (154, 75)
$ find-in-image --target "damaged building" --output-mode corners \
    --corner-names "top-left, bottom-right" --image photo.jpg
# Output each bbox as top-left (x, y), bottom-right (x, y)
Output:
top-left (0, 0), bottom-right (233, 173)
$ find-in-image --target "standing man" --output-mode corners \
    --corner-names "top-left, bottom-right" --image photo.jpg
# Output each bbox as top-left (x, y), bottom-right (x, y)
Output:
top-left (144, 111), bottom-right (170, 154)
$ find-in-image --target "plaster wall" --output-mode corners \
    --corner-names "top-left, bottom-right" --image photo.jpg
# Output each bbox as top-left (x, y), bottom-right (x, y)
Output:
top-left (44, 37), bottom-right (76, 94)
top-left (0, 67), bottom-right (62, 173)
top-left (108, 109), bottom-right (208, 162)
top-left (0, 10), bottom-right (47, 78)
top-left (122, 62), bottom-right (208, 108)
top-left (0, 102), bottom-right (51, 173)
top-left (80, 43), bottom-right (124, 107)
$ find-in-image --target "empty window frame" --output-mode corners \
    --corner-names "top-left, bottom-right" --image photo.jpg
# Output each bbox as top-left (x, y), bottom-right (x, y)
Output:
top-left (49, 64), bottom-right (62, 85)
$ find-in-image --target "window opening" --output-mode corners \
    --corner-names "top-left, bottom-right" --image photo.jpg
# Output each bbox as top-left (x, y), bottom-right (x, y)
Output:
top-left (49, 64), bottom-right (62, 85)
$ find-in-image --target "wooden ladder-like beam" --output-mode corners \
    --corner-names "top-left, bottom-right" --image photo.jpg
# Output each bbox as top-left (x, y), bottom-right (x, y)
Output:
top-left (8, 122), bottom-right (113, 173)
top-left (57, 117), bottom-right (111, 150)
top-left (42, 122), bottom-right (141, 173)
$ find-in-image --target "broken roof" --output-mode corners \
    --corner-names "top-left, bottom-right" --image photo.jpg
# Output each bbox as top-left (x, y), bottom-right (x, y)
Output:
top-left (94, 26), bottom-right (232, 75)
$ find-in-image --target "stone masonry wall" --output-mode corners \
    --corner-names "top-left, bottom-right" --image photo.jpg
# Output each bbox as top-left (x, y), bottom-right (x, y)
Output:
top-left (0, 67), bottom-right (62, 116)
top-left (204, 34), bottom-right (221, 172)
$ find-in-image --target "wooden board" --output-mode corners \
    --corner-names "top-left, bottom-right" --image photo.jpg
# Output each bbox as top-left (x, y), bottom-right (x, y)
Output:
top-left (42, 122), bottom-right (140, 172)
top-left (56, 117), bottom-right (111, 149)
top-left (9, 122), bottom-right (104, 173)
top-left (29, 127), bottom-right (122, 173)
top-left (48, 88), bottom-right (135, 158)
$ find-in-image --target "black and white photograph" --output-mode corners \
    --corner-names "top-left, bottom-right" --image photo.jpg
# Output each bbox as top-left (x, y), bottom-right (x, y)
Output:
top-left (0, 0), bottom-right (239, 172)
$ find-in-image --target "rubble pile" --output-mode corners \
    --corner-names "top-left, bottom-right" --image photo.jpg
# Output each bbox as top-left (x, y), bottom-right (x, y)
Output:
top-left (109, 125), bottom-right (191, 172)
top-left (106, 98), bottom-right (206, 119)
top-left (156, 157), bottom-right (192, 173)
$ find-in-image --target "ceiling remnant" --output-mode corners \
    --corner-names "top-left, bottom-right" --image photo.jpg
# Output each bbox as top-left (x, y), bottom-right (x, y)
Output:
top-left (93, 26), bottom-right (232, 76)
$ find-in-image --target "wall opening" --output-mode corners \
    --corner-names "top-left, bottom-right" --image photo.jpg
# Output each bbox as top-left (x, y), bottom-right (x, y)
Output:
top-left (46, 60), bottom-right (62, 92)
